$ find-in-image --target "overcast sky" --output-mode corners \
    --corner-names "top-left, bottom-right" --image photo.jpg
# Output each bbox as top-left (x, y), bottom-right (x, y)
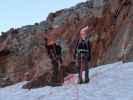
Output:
top-left (0, 0), bottom-right (87, 33)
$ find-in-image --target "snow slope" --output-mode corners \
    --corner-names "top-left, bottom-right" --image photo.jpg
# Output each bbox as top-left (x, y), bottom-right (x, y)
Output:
top-left (0, 61), bottom-right (133, 100)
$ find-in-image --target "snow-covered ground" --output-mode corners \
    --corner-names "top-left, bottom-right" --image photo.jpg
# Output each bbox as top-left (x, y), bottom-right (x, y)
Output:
top-left (0, 61), bottom-right (133, 100)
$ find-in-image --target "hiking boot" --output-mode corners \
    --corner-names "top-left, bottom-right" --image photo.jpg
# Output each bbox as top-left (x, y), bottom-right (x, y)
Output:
top-left (78, 80), bottom-right (83, 84)
top-left (84, 78), bottom-right (90, 83)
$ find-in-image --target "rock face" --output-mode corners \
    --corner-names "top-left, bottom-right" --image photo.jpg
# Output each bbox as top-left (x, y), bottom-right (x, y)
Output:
top-left (0, 0), bottom-right (133, 88)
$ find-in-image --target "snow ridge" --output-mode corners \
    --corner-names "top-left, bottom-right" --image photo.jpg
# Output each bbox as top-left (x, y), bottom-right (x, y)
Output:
top-left (0, 61), bottom-right (133, 100)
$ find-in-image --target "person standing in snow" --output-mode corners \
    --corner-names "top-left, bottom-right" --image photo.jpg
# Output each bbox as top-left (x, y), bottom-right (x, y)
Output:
top-left (74, 26), bottom-right (91, 84)
top-left (45, 37), bottom-right (63, 85)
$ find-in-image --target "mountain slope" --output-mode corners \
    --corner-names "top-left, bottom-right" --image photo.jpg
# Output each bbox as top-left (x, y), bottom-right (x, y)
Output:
top-left (0, 61), bottom-right (133, 100)
top-left (0, 0), bottom-right (133, 87)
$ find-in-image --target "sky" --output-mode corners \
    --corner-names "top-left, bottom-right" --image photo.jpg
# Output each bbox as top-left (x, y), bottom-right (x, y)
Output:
top-left (0, 0), bottom-right (87, 34)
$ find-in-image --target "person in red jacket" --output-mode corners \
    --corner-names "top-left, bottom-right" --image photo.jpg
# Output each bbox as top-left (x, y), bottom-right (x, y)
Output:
top-left (74, 26), bottom-right (91, 84)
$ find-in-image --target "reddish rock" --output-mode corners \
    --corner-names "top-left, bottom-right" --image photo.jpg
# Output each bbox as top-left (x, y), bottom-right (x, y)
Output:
top-left (0, 0), bottom-right (133, 88)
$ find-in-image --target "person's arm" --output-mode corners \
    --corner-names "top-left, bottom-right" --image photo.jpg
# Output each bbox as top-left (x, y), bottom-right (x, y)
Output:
top-left (55, 44), bottom-right (61, 56)
top-left (73, 40), bottom-right (79, 59)
top-left (88, 40), bottom-right (91, 61)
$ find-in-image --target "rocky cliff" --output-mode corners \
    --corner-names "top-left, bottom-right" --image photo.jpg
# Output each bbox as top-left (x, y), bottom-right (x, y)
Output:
top-left (0, 0), bottom-right (133, 88)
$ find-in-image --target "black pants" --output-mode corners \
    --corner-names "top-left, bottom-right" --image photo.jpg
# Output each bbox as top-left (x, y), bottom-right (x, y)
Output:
top-left (77, 54), bottom-right (89, 82)
top-left (51, 57), bottom-right (63, 83)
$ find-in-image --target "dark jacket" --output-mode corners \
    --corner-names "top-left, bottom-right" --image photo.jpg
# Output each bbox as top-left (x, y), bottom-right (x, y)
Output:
top-left (74, 38), bottom-right (91, 61)
top-left (46, 43), bottom-right (62, 61)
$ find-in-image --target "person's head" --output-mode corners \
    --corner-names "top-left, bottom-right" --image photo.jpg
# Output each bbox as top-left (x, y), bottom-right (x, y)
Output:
top-left (47, 36), bottom-right (55, 45)
top-left (80, 26), bottom-right (88, 40)
top-left (80, 31), bottom-right (87, 40)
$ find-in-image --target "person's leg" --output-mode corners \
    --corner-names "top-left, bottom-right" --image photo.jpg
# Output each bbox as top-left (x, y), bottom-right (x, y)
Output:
top-left (52, 60), bottom-right (59, 83)
top-left (60, 65), bottom-right (64, 83)
top-left (85, 56), bottom-right (89, 83)
top-left (78, 58), bottom-right (83, 84)
top-left (58, 57), bottom-right (64, 84)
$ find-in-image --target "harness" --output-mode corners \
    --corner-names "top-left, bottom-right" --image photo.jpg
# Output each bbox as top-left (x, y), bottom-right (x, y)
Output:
top-left (76, 38), bottom-right (89, 56)
top-left (77, 49), bottom-right (89, 54)
top-left (75, 38), bottom-right (90, 68)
